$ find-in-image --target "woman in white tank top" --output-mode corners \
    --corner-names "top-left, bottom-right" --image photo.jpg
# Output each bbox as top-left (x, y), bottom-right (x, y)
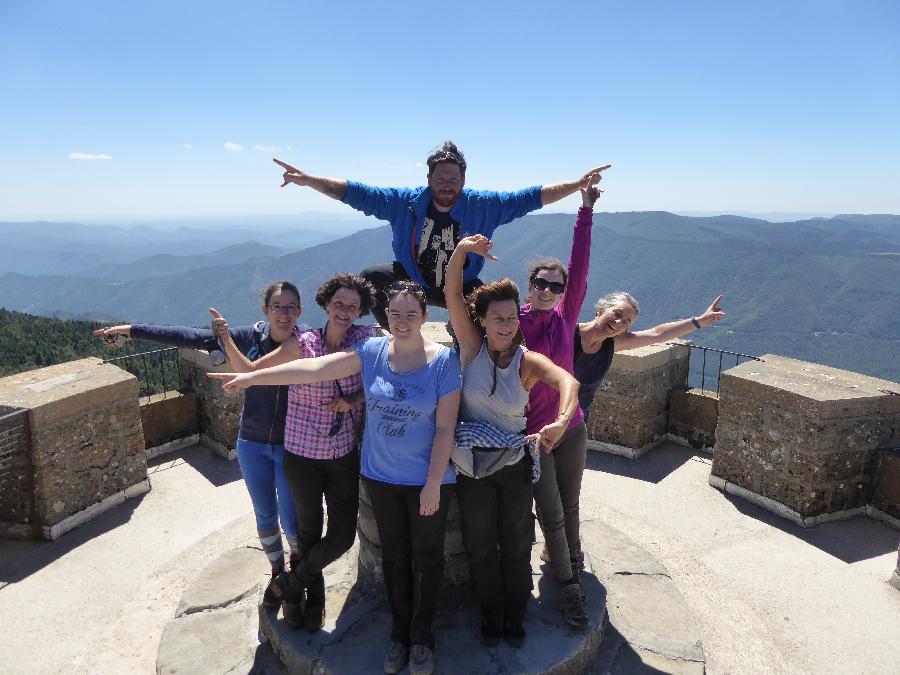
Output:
top-left (445, 235), bottom-right (579, 648)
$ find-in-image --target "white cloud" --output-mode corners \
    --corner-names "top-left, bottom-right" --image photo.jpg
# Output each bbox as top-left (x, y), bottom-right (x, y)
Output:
top-left (224, 141), bottom-right (243, 152)
top-left (253, 144), bottom-right (293, 153)
top-left (69, 152), bottom-right (112, 161)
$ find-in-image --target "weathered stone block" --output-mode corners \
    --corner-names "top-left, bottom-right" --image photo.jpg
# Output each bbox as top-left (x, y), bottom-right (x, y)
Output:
top-left (668, 388), bottom-right (718, 450)
top-left (712, 354), bottom-right (900, 522)
top-left (139, 391), bottom-right (198, 449)
top-left (586, 342), bottom-right (688, 451)
top-left (178, 349), bottom-right (242, 452)
top-left (0, 359), bottom-right (147, 535)
top-left (871, 447), bottom-right (900, 520)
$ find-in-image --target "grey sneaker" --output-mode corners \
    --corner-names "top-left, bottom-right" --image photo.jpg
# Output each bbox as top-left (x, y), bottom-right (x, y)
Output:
top-left (561, 582), bottom-right (588, 628)
top-left (383, 641), bottom-right (408, 674)
top-left (409, 644), bottom-right (435, 675)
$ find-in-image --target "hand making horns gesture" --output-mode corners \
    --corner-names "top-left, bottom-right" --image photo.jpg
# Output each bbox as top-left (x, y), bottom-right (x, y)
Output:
top-left (209, 308), bottom-right (229, 338)
top-left (455, 234), bottom-right (498, 261)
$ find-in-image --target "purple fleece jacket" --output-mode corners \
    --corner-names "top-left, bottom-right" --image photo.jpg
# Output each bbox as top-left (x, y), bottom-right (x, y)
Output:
top-left (519, 206), bottom-right (592, 435)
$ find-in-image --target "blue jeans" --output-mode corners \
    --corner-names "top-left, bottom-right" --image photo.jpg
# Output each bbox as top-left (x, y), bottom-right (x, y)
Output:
top-left (236, 438), bottom-right (298, 540)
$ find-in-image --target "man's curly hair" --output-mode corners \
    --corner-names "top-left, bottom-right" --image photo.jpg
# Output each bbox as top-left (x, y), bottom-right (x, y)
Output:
top-left (426, 140), bottom-right (467, 178)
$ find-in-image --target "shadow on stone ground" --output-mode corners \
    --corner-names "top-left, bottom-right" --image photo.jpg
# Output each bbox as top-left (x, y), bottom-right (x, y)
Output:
top-left (0, 496), bottom-right (142, 588)
top-left (722, 492), bottom-right (900, 563)
top-left (151, 445), bottom-right (243, 488)
top-left (583, 445), bottom-right (698, 485)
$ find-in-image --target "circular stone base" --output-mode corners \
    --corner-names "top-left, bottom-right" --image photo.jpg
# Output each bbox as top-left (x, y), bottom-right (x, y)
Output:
top-left (260, 543), bottom-right (606, 674)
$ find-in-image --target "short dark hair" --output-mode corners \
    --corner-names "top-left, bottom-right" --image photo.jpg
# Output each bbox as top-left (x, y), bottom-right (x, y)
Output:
top-left (426, 140), bottom-right (467, 178)
top-left (259, 280), bottom-right (301, 307)
top-left (526, 258), bottom-right (568, 287)
top-left (386, 280), bottom-right (427, 313)
top-left (315, 273), bottom-right (377, 316)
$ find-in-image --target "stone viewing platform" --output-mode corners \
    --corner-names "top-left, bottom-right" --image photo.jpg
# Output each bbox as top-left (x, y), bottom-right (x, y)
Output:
top-left (1, 323), bottom-right (899, 673)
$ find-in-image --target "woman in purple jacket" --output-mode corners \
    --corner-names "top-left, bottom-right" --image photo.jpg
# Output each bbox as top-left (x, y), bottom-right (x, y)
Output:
top-left (518, 167), bottom-right (608, 627)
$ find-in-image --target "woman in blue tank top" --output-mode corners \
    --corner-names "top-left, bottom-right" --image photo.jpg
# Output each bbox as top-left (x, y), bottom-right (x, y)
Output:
top-left (445, 235), bottom-right (578, 648)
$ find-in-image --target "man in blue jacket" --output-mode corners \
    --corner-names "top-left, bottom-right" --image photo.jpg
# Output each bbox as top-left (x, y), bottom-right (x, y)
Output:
top-left (274, 141), bottom-right (609, 328)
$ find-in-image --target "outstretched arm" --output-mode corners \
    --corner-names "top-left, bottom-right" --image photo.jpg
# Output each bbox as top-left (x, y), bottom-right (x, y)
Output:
top-left (209, 308), bottom-right (299, 372)
top-left (208, 351), bottom-right (362, 392)
top-left (614, 295), bottom-right (727, 352)
top-left (540, 164), bottom-right (611, 206)
top-left (521, 351), bottom-right (579, 452)
top-left (446, 235), bottom-right (497, 365)
top-left (273, 158), bottom-right (348, 201)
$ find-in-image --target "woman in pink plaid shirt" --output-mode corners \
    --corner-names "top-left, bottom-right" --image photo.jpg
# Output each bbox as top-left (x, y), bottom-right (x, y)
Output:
top-left (215, 272), bottom-right (377, 632)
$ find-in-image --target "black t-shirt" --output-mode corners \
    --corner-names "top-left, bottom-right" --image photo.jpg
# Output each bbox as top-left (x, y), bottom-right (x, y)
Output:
top-left (417, 202), bottom-right (461, 289)
top-left (573, 327), bottom-right (615, 423)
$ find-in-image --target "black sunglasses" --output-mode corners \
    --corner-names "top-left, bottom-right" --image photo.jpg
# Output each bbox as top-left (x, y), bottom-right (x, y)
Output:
top-left (531, 278), bottom-right (566, 294)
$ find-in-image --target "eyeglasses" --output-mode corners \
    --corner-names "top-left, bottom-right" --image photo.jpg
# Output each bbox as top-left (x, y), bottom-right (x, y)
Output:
top-left (530, 278), bottom-right (566, 294)
top-left (268, 304), bottom-right (300, 315)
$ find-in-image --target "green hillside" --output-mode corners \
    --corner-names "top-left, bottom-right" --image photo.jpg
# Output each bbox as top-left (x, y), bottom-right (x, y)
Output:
top-left (0, 308), bottom-right (181, 396)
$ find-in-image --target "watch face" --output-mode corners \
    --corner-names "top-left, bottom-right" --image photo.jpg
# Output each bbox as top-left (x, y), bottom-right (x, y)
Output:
top-left (209, 349), bottom-right (227, 367)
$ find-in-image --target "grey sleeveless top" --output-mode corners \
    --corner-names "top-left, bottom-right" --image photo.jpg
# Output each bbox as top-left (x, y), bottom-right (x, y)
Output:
top-left (460, 342), bottom-right (529, 435)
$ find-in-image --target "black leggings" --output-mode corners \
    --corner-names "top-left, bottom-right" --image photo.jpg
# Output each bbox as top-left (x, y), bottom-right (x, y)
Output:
top-left (365, 477), bottom-right (454, 648)
top-left (282, 450), bottom-right (360, 583)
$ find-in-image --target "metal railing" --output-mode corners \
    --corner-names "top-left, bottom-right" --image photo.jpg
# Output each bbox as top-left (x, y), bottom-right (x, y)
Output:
top-left (667, 342), bottom-right (762, 395)
top-left (103, 347), bottom-right (181, 401)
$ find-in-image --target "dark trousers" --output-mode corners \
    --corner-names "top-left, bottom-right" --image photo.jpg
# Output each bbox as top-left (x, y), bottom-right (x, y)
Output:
top-left (533, 423), bottom-right (587, 582)
top-left (365, 477), bottom-right (454, 648)
top-left (456, 456), bottom-right (534, 628)
top-left (360, 261), bottom-right (484, 329)
top-left (282, 450), bottom-right (360, 602)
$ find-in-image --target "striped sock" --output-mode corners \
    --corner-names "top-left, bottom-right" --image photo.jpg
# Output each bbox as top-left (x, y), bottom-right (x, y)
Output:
top-left (258, 530), bottom-right (284, 571)
top-left (286, 535), bottom-right (300, 560)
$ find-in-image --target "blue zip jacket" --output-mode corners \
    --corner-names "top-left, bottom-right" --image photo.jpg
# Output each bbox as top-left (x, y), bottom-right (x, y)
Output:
top-left (131, 321), bottom-right (300, 445)
top-left (342, 181), bottom-right (543, 288)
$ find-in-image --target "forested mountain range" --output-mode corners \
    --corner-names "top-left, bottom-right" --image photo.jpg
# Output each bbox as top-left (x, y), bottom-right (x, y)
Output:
top-left (1, 212), bottom-right (898, 383)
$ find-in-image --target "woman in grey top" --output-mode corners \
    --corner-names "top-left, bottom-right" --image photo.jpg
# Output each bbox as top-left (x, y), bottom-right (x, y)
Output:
top-left (445, 235), bottom-right (578, 648)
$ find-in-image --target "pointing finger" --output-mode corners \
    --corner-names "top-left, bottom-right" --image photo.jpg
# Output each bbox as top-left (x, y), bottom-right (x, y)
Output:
top-left (272, 158), bottom-right (297, 172)
top-left (209, 307), bottom-right (223, 319)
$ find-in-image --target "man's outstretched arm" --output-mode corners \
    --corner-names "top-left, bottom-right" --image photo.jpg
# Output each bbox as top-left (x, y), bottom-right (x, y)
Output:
top-left (273, 158), bottom-right (348, 201)
top-left (540, 164), bottom-right (612, 206)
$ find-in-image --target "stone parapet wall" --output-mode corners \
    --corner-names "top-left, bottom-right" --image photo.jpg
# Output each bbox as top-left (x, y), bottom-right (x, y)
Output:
top-left (711, 354), bottom-right (900, 524)
top-left (177, 349), bottom-right (242, 459)
top-left (357, 479), bottom-right (469, 588)
top-left (0, 359), bottom-right (148, 539)
top-left (586, 341), bottom-right (689, 458)
top-left (870, 447), bottom-right (900, 521)
top-left (140, 391), bottom-right (198, 451)
top-left (0, 406), bottom-right (38, 537)
top-left (668, 388), bottom-right (719, 451)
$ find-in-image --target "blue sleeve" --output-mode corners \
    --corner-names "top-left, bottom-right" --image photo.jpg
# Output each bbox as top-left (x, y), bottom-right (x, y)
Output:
top-left (435, 348), bottom-right (462, 398)
top-left (342, 180), bottom-right (415, 224)
top-left (130, 324), bottom-right (216, 349)
top-left (467, 186), bottom-right (542, 234)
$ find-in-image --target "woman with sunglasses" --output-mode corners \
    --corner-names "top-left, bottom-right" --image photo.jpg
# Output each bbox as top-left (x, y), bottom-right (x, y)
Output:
top-left (95, 281), bottom-right (307, 611)
top-left (518, 167), bottom-right (609, 627)
top-left (444, 234), bottom-right (579, 648)
top-left (212, 273), bottom-right (376, 632)
top-left (209, 281), bottom-right (461, 675)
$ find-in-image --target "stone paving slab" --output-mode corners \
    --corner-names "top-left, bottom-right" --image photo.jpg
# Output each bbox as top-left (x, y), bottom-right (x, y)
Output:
top-left (157, 602), bottom-right (260, 675)
top-left (176, 545), bottom-right (266, 617)
top-left (581, 518), bottom-right (705, 672)
top-left (262, 544), bottom-right (607, 674)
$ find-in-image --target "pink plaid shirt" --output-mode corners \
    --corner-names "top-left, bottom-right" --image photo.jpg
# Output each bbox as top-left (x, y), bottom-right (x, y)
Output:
top-left (284, 323), bottom-right (373, 459)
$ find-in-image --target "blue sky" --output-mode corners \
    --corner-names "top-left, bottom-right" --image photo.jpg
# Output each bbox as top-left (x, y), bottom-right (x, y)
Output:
top-left (1, 0), bottom-right (898, 221)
